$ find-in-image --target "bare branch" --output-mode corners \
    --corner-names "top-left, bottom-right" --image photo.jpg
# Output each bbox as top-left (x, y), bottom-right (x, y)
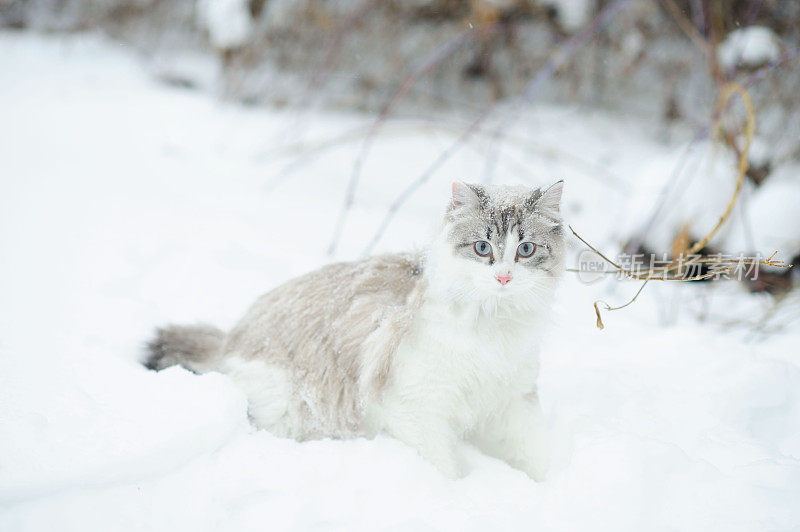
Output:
top-left (568, 82), bottom-right (799, 328)
top-left (360, 0), bottom-right (631, 255)
top-left (327, 24), bottom-right (497, 255)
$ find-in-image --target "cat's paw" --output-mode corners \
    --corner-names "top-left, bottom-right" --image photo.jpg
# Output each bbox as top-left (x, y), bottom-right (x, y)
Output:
top-left (422, 449), bottom-right (465, 479)
top-left (518, 453), bottom-right (549, 482)
top-left (386, 419), bottom-right (465, 479)
top-left (516, 434), bottom-right (550, 481)
top-left (438, 459), bottom-right (466, 480)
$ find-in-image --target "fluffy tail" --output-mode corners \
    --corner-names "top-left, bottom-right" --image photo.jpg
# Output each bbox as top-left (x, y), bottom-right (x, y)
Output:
top-left (145, 324), bottom-right (225, 373)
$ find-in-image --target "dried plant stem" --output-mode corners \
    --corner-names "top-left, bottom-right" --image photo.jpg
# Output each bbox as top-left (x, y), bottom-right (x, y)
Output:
top-left (629, 45), bottom-right (800, 254)
top-left (571, 83), bottom-right (792, 328)
top-left (327, 24), bottom-right (496, 256)
top-left (360, 114), bottom-right (485, 256)
top-left (358, 0), bottom-right (629, 256)
top-left (660, 0), bottom-right (710, 55)
top-left (685, 83), bottom-right (754, 256)
top-left (593, 280), bottom-right (649, 330)
top-left (481, 0), bottom-right (631, 183)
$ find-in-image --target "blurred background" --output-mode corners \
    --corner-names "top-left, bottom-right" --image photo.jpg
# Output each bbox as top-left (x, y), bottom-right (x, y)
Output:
top-left (4, 0), bottom-right (799, 118)
top-left (4, 0), bottom-right (798, 296)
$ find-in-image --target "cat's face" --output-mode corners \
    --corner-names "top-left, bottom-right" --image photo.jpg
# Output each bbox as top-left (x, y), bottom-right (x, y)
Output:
top-left (439, 181), bottom-right (565, 299)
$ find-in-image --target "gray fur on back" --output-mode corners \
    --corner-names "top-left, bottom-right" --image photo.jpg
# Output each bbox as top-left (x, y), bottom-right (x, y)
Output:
top-left (223, 252), bottom-right (425, 438)
top-left (147, 252), bottom-right (425, 439)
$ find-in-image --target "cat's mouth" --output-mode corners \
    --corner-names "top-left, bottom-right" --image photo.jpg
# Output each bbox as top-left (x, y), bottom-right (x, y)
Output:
top-left (492, 282), bottom-right (516, 295)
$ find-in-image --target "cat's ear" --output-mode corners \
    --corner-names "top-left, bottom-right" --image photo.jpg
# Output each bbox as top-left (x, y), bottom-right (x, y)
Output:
top-left (536, 180), bottom-right (563, 213)
top-left (451, 182), bottom-right (481, 208)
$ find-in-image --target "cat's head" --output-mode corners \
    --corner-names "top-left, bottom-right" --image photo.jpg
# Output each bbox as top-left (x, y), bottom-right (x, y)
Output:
top-left (432, 181), bottom-right (565, 302)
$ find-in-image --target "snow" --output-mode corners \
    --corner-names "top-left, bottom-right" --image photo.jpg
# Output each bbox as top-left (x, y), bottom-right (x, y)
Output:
top-left (546, 0), bottom-right (594, 32)
top-left (726, 172), bottom-right (800, 255)
top-left (197, 0), bottom-right (253, 50)
top-left (746, 135), bottom-right (771, 170)
top-left (718, 26), bottom-right (781, 70)
top-left (623, 139), bottom-right (752, 253)
top-left (2, 31), bottom-right (800, 531)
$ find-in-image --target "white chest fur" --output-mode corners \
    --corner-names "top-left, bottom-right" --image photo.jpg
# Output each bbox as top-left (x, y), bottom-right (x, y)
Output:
top-left (376, 296), bottom-right (545, 434)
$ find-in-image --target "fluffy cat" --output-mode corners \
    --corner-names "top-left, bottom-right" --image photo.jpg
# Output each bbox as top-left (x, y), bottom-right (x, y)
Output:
top-left (146, 180), bottom-right (565, 480)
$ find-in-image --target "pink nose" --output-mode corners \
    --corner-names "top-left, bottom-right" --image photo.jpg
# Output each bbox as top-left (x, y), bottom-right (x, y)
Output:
top-left (495, 274), bottom-right (512, 286)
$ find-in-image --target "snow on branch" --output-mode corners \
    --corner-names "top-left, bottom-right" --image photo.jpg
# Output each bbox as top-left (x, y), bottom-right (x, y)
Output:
top-left (569, 82), bottom-right (793, 329)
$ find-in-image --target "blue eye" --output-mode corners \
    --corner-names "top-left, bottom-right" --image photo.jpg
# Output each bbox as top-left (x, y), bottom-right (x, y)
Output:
top-left (474, 241), bottom-right (492, 257)
top-left (517, 242), bottom-right (536, 258)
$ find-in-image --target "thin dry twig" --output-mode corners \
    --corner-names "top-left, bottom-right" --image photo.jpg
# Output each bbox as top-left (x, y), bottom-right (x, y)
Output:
top-left (566, 252), bottom-right (789, 276)
top-left (481, 0), bottom-right (631, 183)
top-left (274, 0), bottom-right (378, 145)
top-left (628, 44), bottom-right (800, 254)
top-left (571, 82), bottom-right (793, 328)
top-left (358, 0), bottom-right (630, 256)
top-left (327, 23), bottom-right (498, 255)
top-left (594, 280), bottom-right (649, 330)
top-left (685, 83), bottom-right (754, 255)
top-left (660, 0), bottom-right (711, 55)
top-left (574, 226), bottom-right (791, 329)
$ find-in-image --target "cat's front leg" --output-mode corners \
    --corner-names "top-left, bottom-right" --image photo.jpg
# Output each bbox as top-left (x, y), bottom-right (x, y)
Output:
top-left (476, 393), bottom-right (550, 481)
top-left (382, 411), bottom-right (463, 478)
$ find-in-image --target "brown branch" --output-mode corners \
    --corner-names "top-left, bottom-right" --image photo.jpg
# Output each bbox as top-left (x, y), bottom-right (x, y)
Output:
top-left (327, 23), bottom-right (496, 256)
top-left (569, 83), bottom-right (796, 328)
top-left (659, 0), bottom-right (710, 56)
top-left (686, 83), bottom-right (755, 255)
top-left (359, 0), bottom-right (631, 256)
top-left (594, 280), bottom-right (649, 330)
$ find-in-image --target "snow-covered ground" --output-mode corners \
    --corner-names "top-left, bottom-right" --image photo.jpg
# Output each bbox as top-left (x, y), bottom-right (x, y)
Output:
top-left (2, 31), bottom-right (799, 531)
